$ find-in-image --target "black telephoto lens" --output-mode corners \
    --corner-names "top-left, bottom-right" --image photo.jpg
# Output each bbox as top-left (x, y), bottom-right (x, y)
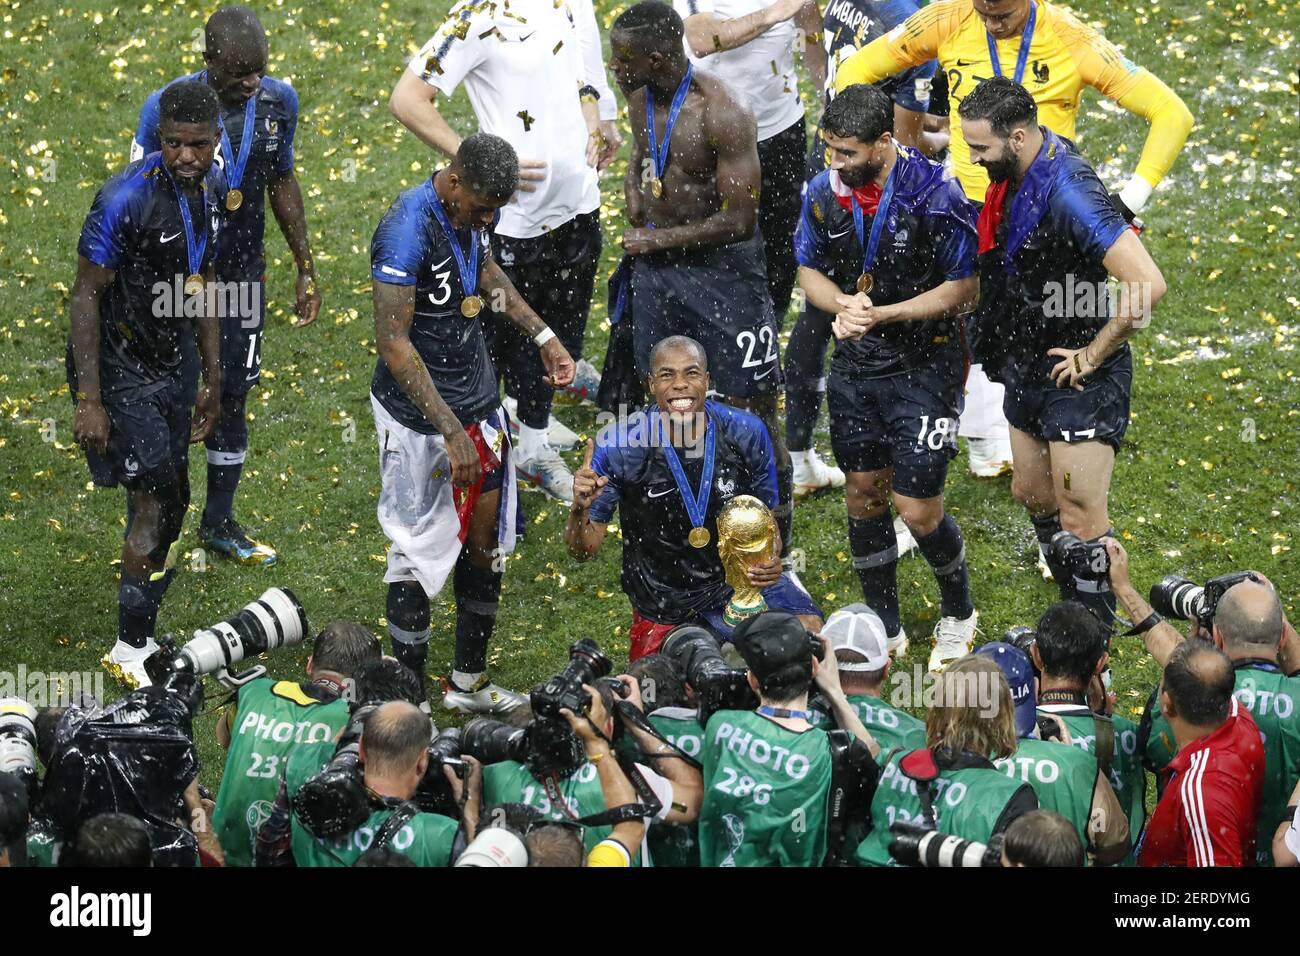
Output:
top-left (461, 719), bottom-right (530, 765)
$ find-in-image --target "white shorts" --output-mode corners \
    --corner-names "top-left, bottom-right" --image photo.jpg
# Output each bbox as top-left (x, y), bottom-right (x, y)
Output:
top-left (371, 394), bottom-right (520, 598)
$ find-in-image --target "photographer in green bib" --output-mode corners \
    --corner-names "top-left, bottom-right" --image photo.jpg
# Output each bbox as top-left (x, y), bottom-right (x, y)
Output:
top-left (211, 621), bottom-right (382, 866)
top-left (291, 701), bottom-right (464, 866)
top-left (858, 655), bottom-right (1038, 867)
top-left (254, 656), bottom-right (430, 866)
top-left (620, 652), bottom-right (706, 866)
top-left (474, 641), bottom-right (704, 860)
top-left (809, 604), bottom-right (927, 751)
top-left (1027, 600), bottom-right (1148, 854)
top-left (699, 612), bottom-right (882, 867)
top-left (977, 640), bottom-right (1131, 866)
top-left (1104, 538), bottom-right (1300, 865)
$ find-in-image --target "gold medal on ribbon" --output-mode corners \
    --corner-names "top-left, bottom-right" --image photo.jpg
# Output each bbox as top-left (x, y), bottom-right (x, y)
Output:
top-left (650, 177), bottom-right (663, 199)
top-left (857, 273), bottom-right (874, 294)
top-left (688, 526), bottom-right (710, 548)
top-left (226, 188), bottom-right (243, 212)
top-left (460, 295), bottom-right (484, 318)
top-left (184, 274), bottom-right (204, 297)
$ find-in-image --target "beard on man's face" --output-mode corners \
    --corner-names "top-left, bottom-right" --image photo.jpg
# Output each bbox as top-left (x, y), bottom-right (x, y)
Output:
top-left (838, 158), bottom-right (883, 188)
top-left (980, 144), bottom-right (1018, 183)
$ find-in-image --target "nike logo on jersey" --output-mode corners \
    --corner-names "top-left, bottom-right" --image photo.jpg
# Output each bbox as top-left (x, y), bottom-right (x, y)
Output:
top-left (519, 31), bottom-right (536, 41)
top-left (956, 58), bottom-right (978, 66)
top-left (160, 231), bottom-right (181, 243)
top-left (430, 256), bottom-right (452, 271)
top-left (647, 486), bottom-right (676, 499)
top-left (828, 226), bottom-right (854, 239)
top-left (753, 367), bottom-right (774, 381)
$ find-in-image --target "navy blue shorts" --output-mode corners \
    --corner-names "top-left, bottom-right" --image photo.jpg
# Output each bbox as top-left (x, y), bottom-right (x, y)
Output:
top-left (181, 274), bottom-right (267, 401)
top-left (1001, 347), bottom-right (1132, 450)
top-left (696, 573), bottom-right (822, 641)
top-left (631, 234), bottom-right (782, 399)
top-left (79, 377), bottom-right (191, 492)
top-left (827, 349), bottom-right (965, 499)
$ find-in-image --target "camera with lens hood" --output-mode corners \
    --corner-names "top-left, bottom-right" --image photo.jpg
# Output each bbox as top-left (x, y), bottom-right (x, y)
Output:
top-left (1150, 571), bottom-right (1260, 630)
top-left (459, 639), bottom-right (628, 780)
top-left (0, 697), bottom-right (40, 801)
top-left (145, 587), bottom-right (309, 689)
top-left (887, 820), bottom-right (1002, 868)
top-left (661, 627), bottom-right (757, 726)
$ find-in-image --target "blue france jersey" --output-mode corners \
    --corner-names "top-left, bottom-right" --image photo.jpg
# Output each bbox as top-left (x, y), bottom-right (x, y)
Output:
top-left (370, 178), bottom-right (499, 432)
top-left (134, 74), bottom-right (297, 279)
top-left (72, 154), bottom-right (227, 399)
top-left (972, 130), bottom-right (1130, 368)
top-left (795, 146), bottom-right (976, 377)
top-left (589, 401), bottom-right (778, 623)
top-left (823, 0), bottom-right (936, 111)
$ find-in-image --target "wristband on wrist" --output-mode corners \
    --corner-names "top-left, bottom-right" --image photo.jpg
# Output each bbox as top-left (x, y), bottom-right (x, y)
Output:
top-left (1122, 611), bottom-right (1164, 637)
top-left (534, 327), bottom-right (556, 347)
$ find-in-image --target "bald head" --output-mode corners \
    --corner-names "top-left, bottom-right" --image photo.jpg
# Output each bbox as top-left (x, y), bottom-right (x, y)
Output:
top-left (361, 701), bottom-right (431, 777)
top-left (206, 5), bottom-right (267, 60)
top-left (650, 335), bottom-right (708, 373)
top-left (1162, 640), bottom-right (1235, 729)
top-left (1214, 581), bottom-right (1284, 653)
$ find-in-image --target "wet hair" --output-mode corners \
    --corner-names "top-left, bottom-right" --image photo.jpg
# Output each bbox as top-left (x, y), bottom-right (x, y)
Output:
top-left (205, 5), bottom-right (268, 63)
top-left (626, 654), bottom-right (689, 710)
top-left (311, 621), bottom-right (382, 680)
top-left (454, 132), bottom-right (520, 199)
top-left (822, 84), bottom-right (894, 144)
top-left (354, 846), bottom-right (417, 867)
top-left (353, 657), bottom-right (425, 707)
top-left (66, 813), bottom-right (152, 867)
top-left (611, 1), bottom-right (684, 54)
top-left (1034, 601), bottom-right (1108, 686)
top-left (957, 76), bottom-right (1038, 137)
top-left (159, 79), bottom-right (220, 129)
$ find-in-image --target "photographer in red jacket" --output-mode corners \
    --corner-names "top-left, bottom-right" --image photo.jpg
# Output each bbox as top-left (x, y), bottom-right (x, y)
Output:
top-left (1139, 641), bottom-right (1265, 867)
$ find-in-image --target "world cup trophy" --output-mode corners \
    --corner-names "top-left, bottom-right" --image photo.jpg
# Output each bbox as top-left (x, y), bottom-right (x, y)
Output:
top-left (717, 495), bottom-right (778, 627)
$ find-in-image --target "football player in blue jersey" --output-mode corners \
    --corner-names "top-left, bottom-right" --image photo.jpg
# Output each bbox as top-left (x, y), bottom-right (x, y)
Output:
top-left (959, 78), bottom-right (1166, 630)
top-left (566, 335), bottom-right (821, 659)
top-left (69, 81), bottom-right (227, 687)
top-left (371, 133), bottom-right (575, 714)
top-left (132, 5), bottom-right (321, 568)
top-left (796, 84), bottom-right (980, 673)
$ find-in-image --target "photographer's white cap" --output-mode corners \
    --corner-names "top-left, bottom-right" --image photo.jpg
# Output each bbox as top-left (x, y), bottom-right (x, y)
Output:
top-left (821, 604), bottom-right (890, 672)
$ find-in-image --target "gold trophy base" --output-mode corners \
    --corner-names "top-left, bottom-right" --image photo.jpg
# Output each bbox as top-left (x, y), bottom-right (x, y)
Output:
top-left (724, 592), bottom-right (768, 628)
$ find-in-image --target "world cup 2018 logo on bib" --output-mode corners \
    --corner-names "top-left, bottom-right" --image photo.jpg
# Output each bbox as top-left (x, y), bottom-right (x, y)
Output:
top-left (246, 799), bottom-right (274, 845)
top-left (720, 813), bottom-right (746, 867)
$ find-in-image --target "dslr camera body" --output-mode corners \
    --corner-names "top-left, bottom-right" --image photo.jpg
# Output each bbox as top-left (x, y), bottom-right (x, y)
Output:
top-left (145, 587), bottom-right (308, 690)
top-left (462, 639), bottom-right (624, 780)
top-left (1151, 571), bottom-right (1260, 630)
top-left (1049, 530), bottom-right (1109, 579)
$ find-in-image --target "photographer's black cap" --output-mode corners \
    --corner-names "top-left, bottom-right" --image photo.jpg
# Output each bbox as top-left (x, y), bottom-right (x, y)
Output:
top-left (732, 612), bottom-right (814, 679)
